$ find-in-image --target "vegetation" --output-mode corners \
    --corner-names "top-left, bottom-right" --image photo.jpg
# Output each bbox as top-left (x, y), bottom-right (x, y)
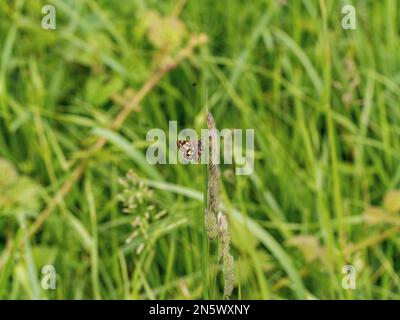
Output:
top-left (0, 0), bottom-right (399, 299)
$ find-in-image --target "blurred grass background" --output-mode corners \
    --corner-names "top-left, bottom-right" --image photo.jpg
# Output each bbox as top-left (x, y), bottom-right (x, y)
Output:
top-left (0, 0), bottom-right (400, 299)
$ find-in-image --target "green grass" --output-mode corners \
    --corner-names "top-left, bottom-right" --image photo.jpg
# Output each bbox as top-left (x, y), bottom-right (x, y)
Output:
top-left (0, 0), bottom-right (400, 300)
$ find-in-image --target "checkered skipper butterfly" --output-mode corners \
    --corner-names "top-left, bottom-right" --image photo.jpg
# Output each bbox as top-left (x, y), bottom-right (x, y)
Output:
top-left (177, 139), bottom-right (203, 163)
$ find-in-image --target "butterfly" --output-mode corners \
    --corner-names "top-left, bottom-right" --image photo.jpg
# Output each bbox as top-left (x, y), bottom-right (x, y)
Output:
top-left (177, 139), bottom-right (203, 163)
